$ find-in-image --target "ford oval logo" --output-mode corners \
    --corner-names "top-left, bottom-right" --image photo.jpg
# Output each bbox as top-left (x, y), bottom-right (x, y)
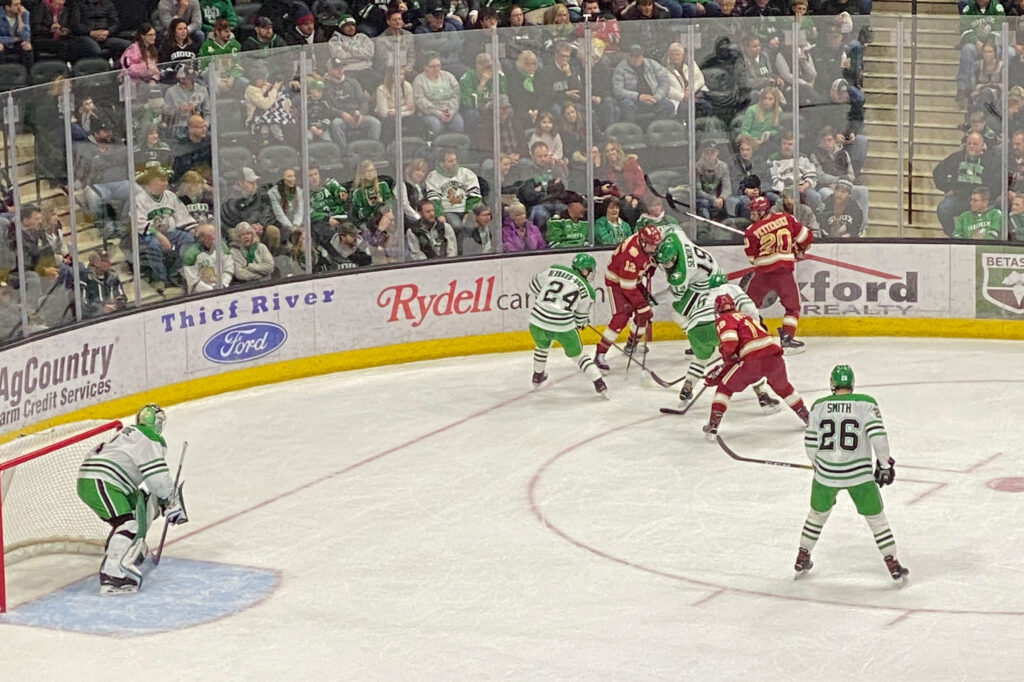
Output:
top-left (202, 322), bottom-right (288, 364)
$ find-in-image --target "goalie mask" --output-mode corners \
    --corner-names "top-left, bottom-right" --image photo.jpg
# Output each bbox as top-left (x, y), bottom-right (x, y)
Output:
top-left (136, 404), bottom-right (166, 434)
top-left (830, 365), bottom-right (855, 392)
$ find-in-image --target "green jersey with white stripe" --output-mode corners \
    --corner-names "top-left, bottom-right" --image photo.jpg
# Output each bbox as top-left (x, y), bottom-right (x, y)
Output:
top-left (78, 425), bottom-right (176, 500)
top-left (661, 236), bottom-right (726, 329)
top-left (529, 265), bottom-right (596, 332)
top-left (805, 394), bottom-right (891, 488)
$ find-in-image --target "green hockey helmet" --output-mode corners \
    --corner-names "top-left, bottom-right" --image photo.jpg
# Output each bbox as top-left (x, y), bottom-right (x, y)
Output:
top-left (707, 272), bottom-right (728, 288)
top-left (137, 404), bottom-right (167, 434)
top-left (571, 252), bottom-right (596, 280)
top-left (655, 236), bottom-right (680, 268)
top-left (830, 365), bottom-right (855, 392)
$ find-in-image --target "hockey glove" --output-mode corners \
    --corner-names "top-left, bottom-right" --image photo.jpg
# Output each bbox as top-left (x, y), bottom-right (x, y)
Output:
top-left (634, 305), bottom-right (653, 326)
top-left (162, 483), bottom-right (189, 525)
top-left (874, 458), bottom-right (896, 487)
top-left (704, 365), bottom-right (726, 387)
top-left (638, 283), bottom-right (658, 307)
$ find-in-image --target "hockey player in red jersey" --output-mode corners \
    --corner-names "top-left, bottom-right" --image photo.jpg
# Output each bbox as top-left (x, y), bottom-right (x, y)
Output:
top-left (743, 196), bottom-right (813, 350)
top-left (594, 225), bottom-right (663, 370)
top-left (702, 293), bottom-right (809, 440)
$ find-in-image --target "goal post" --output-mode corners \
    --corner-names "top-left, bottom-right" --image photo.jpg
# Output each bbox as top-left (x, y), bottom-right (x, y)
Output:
top-left (0, 419), bottom-right (123, 613)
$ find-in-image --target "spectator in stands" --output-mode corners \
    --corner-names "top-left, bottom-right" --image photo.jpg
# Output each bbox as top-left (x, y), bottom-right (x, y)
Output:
top-left (635, 195), bottom-right (679, 230)
top-left (813, 22), bottom-right (851, 101)
top-left (1009, 129), bottom-right (1024, 196)
top-left (30, 0), bottom-right (85, 64)
top-left (407, 198), bottom-right (458, 260)
top-left (267, 168), bottom-right (303, 245)
top-left (663, 42), bottom-right (713, 118)
top-left (70, 0), bottom-right (129, 59)
top-left (374, 68), bottom-right (416, 142)
top-left (414, 52), bottom-right (464, 136)
top-left (1010, 194), bottom-right (1024, 240)
top-left (694, 140), bottom-right (731, 223)
top-left (0, 0), bottom-right (33, 72)
top-left (774, 33), bottom-right (821, 106)
top-left (79, 249), bottom-right (127, 318)
top-left (136, 125), bottom-right (174, 173)
top-left (402, 157), bottom-right (430, 223)
top-left (242, 16), bottom-right (286, 54)
top-left (681, 0), bottom-right (721, 18)
top-left (540, 4), bottom-right (574, 49)
top-left (620, 0), bottom-right (671, 25)
top-left (163, 62), bottom-right (209, 141)
top-left (742, 33), bottom-right (783, 102)
top-left (816, 178), bottom-right (864, 238)
top-left (970, 38), bottom-right (1004, 112)
top-left (244, 63), bottom-right (289, 143)
top-left (460, 52), bottom-right (505, 135)
top-left (153, 0), bottom-right (202, 43)
top-left (601, 140), bottom-right (647, 216)
top-left (304, 77), bottom-right (335, 142)
top-left (613, 44), bottom-right (674, 123)
top-left (285, 7), bottom-right (318, 47)
top-left (415, 1), bottom-right (463, 73)
top-left (221, 167), bottom-right (282, 253)
top-left (699, 35), bottom-right (750, 127)
top-left (322, 56), bottom-right (382, 151)
top-left (739, 85), bottom-right (783, 149)
top-left (276, 228), bottom-right (329, 275)
top-left (529, 111), bottom-right (566, 167)
top-left (767, 130), bottom-right (821, 211)
top-left (308, 162), bottom-right (350, 248)
top-left (327, 15), bottom-right (376, 89)
top-left (933, 131), bottom-right (1000, 236)
top-left (198, 0), bottom-right (236, 34)
top-left (171, 113), bottom-right (212, 178)
top-left (350, 160), bottom-right (395, 227)
top-left (375, 6), bottom-right (415, 74)
top-left (132, 165), bottom-right (197, 292)
top-left (559, 101), bottom-right (587, 171)
top-left (502, 200), bottom-right (547, 252)
top-left (508, 49), bottom-right (541, 126)
top-left (257, 0), bottom-right (304, 38)
top-left (518, 140), bottom-right (568, 230)
top-left (359, 204), bottom-right (396, 264)
top-left (182, 222), bottom-right (232, 292)
top-left (546, 196), bottom-right (588, 248)
top-left (953, 186), bottom-right (1002, 239)
top-left (197, 17), bottom-right (239, 72)
top-left (159, 17), bottom-right (202, 74)
top-left (77, 120), bottom-right (131, 229)
top-left (426, 148), bottom-right (482, 236)
top-left (534, 40), bottom-right (582, 118)
top-left (586, 37), bottom-right (619, 132)
top-left (176, 169), bottom-right (215, 227)
top-left (229, 221), bottom-right (276, 283)
top-left (781, 189), bottom-right (819, 238)
top-left (503, 5), bottom-right (544, 69)
top-left (727, 134), bottom-right (774, 218)
top-left (595, 197), bottom-right (632, 245)
top-left (811, 124), bottom-right (868, 221)
top-left (458, 203), bottom-right (493, 256)
top-left (957, 0), bottom-right (1006, 105)
top-left (329, 221), bottom-right (373, 268)
top-left (577, 0), bottom-right (619, 55)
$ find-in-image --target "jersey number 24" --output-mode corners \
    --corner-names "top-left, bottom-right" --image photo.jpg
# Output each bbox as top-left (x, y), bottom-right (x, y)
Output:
top-left (541, 280), bottom-right (580, 310)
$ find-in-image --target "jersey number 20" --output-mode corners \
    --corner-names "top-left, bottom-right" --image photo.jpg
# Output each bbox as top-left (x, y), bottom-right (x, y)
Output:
top-left (819, 418), bottom-right (860, 452)
top-left (541, 280), bottom-right (580, 310)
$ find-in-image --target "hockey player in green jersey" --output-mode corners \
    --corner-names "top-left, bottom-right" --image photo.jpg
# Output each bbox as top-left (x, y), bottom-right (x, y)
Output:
top-left (77, 405), bottom-right (188, 594)
top-left (528, 253), bottom-right (608, 397)
top-left (655, 234), bottom-right (779, 411)
top-left (795, 365), bottom-right (909, 584)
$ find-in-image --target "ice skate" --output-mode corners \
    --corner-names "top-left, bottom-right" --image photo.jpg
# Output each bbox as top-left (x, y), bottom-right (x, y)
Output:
top-left (531, 371), bottom-right (548, 391)
top-left (778, 328), bottom-right (805, 354)
top-left (678, 380), bottom-right (694, 407)
top-left (594, 352), bottom-right (610, 371)
top-left (884, 555), bottom-right (909, 586)
top-left (794, 548), bottom-right (814, 579)
top-left (757, 392), bottom-right (781, 414)
top-left (702, 421), bottom-right (718, 442)
top-left (623, 336), bottom-right (647, 357)
top-left (99, 573), bottom-right (139, 596)
top-left (594, 377), bottom-right (608, 398)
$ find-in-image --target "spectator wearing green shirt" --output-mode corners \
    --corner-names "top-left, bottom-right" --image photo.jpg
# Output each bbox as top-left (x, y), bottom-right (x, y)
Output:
top-left (953, 187), bottom-right (1002, 239)
top-left (199, 0), bottom-right (236, 33)
top-left (595, 198), bottom-right (634, 245)
top-left (459, 52), bottom-right (507, 135)
top-left (546, 196), bottom-right (589, 248)
top-left (957, 0), bottom-right (1006, 104)
top-left (197, 18), bottom-right (241, 74)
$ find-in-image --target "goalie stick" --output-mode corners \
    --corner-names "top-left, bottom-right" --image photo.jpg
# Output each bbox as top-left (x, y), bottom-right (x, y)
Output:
top-left (714, 435), bottom-right (813, 470)
top-left (153, 442), bottom-right (188, 566)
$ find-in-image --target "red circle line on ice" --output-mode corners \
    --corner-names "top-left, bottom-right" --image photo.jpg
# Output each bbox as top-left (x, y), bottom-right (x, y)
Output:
top-left (987, 477), bottom-right (1024, 493)
top-left (527, 380), bottom-right (1024, 619)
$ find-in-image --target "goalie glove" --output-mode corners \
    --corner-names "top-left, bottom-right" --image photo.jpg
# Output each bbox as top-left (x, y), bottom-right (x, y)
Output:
top-left (161, 483), bottom-right (189, 525)
top-left (874, 458), bottom-right (896, 487)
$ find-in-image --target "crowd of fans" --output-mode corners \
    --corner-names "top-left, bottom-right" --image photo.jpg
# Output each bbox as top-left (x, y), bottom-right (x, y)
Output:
top-left (0, 0), bottom-right (1017, 333)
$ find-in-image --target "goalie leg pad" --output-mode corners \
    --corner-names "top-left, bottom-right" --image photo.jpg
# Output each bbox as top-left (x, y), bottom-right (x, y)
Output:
top-left (100, 516), bottom-right (140, 582)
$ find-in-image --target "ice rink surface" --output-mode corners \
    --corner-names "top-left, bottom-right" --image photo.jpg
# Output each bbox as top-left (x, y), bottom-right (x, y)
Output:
top-left (1, 336), bottom-right (1022, 681)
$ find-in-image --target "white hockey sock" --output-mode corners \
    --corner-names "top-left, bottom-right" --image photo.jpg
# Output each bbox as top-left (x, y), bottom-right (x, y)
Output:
top-left (865, 512), bottom-right (897, 557)
top-left (533, 348), bottom-right (549, 374)
top-left (685, 359), bottom-right (708, 383)
top-left (577, 355), bottom-right (602, 382)
top-left (799, 508), bottom-right (831, 552)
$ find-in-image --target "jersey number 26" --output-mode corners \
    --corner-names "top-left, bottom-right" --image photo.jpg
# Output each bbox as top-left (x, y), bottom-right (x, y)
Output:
top-left (818, 418), bottom-right (860, 452)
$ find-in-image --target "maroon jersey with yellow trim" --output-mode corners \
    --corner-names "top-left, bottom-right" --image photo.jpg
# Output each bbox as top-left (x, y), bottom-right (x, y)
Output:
top-left (605, 232), bottom-right (653, 309)
top-left (743, 211), bottom-right (813, 272)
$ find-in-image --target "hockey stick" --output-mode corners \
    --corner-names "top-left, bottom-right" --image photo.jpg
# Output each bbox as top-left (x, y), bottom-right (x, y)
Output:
top-left (587, 325), bottom-right (670, 386)
top-left (152, 441), bottom-right (188, 566)
top-left (658, 381), bottom-right (711, 415)
top-left (715, 435), bottom-right (813, 470)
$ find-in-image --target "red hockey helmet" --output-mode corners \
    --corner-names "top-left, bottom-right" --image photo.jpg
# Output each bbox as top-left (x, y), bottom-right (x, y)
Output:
top-left (749, 196), bottom-right (771, 218)
top-left (638, 225), bottom-right (663, 252)
top-left (714, 293), bottom-right (736, 315)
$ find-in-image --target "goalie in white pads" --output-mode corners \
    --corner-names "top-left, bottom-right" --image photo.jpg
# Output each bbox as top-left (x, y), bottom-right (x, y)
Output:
top-left (795, 366), bottom-right (909, 585)
top-left (76, 405), bottom-right (188, 595)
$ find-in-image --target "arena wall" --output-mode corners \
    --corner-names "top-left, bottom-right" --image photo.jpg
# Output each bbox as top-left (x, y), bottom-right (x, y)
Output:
top-left (1, 243), bottom-right (1021, 439)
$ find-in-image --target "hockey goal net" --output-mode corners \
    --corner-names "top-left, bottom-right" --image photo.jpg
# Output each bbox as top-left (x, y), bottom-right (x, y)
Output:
top-left (0, 419), bottom-right (123, 612)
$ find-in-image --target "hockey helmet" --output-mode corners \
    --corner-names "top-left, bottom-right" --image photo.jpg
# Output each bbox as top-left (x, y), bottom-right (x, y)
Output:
top-left (571, 252), bottom-right (596, 280)
top-left (708, 272), bottom-right (728, 288)
top-left (655, 235), bottom-right (680, 268)
top-left (749, 196), bottom-right (771, 218)
top-left (637, 225), bottom-right (663, 252)
top-left (830, 364), bottom-right (855, 392)
top-left (136, 404), bottom-right (166, 434)
top-left (714, 293), bottom-right (736, 315)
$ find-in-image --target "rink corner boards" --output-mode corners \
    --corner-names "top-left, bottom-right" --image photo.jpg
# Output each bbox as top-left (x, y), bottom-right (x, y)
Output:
top-left (4, 315), bottom-right (1021, 444)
